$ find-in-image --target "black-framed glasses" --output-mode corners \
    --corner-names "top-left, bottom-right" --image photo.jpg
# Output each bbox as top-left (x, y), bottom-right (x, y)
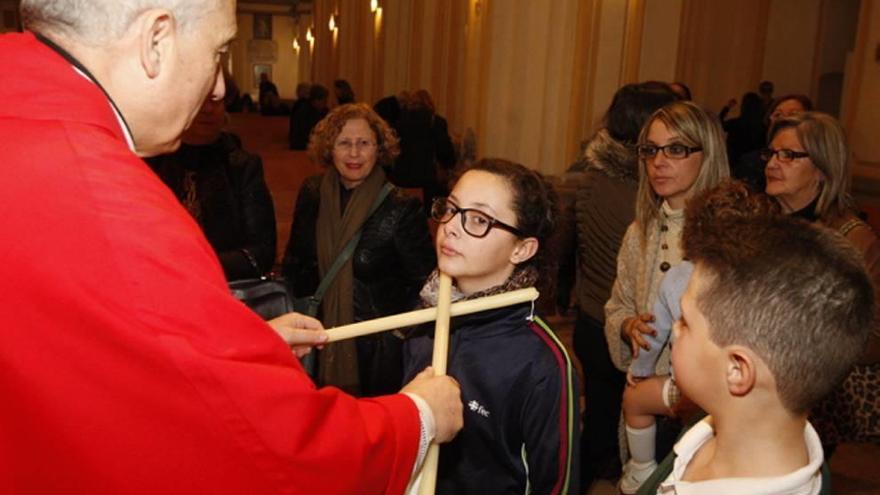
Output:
top-left (759, 148), bottom-right (810, 163)
top-left (636, 143), bottom-right (703, 160)
top-left (430, 198), bottom-right (524, 238)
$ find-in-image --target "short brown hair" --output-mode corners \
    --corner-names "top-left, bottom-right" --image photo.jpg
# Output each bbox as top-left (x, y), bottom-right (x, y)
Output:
top-left (684, 184), bottom-right (873, 414)
top-left (682, 179), bottom-right (780, 256)
top-left (308, 103), bottom-right (400, 168)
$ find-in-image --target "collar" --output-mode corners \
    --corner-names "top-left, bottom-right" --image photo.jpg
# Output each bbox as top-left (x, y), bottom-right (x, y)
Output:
top-left (661, 200), bottom-right (685, 221)
top-left (34, 32), bottom-right (136, 152)
top-left (791, 196), bottom-right (821, 223)
top-left (659, 417), bottom-right (824, 495)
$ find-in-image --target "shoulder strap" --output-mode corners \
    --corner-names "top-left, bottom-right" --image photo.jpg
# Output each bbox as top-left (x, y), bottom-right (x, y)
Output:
top-left (311, 183), bottom-right (394, 304)
top-left (838, 217), bottom-right (867, 237)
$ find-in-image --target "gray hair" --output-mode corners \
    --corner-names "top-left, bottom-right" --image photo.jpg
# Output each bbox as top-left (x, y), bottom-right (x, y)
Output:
top-left (20, 0), bottom-right (218, 45)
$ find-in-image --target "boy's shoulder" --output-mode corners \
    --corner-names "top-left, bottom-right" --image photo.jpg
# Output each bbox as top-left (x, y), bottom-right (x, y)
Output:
top-left (638, 417), bottom-right (829, 495)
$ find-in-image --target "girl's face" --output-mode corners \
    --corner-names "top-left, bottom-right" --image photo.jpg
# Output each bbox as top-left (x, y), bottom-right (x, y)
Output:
top-left (436, 170), bottom-right (536, 295)
top-left (644, 120), bottom-right (704, 210)
top-left (764, 128), bottom-right (823, 213)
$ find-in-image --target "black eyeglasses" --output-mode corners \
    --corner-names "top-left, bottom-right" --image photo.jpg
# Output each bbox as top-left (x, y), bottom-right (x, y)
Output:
top-left (431, 198), bottom-right (524, 238)
top-left (637, 143), bottom-right (703, 160)
top-left (759, 148), bottom-right (810, 163)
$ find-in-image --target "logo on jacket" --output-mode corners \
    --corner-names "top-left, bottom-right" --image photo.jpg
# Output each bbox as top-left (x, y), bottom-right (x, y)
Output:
top-left (467, 400), bottom-right (490, 418)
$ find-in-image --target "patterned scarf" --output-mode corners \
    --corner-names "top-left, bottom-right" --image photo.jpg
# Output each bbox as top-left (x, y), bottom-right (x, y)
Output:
top-left (418, 266), bottom-right (539, 308)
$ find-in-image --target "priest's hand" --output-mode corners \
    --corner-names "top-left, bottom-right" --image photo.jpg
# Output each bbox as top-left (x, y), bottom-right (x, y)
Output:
top-left (268, 312), bottom-right (328, 357)
top-left (401, 367), bottom-right (463, 443)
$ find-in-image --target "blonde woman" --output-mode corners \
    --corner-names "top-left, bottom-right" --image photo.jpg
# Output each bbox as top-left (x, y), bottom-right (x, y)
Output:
top-left (604, 101), bottom-right (729, 493)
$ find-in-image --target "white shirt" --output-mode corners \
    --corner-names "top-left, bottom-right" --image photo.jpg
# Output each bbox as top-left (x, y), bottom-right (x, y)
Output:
top-left (657, 417), bottom-right (824, 495)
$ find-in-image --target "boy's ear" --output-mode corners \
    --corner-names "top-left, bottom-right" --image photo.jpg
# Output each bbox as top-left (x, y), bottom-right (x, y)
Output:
top-left (509, 237), bottom-right (538, 265)
top-left (137, 10), bottom-right (176, 79)
top-left (725, 347), bottom-right (755, 397)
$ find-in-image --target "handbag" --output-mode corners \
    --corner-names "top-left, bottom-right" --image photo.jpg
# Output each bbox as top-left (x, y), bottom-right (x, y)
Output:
top-left (229, 276), bottom-right (294, 321)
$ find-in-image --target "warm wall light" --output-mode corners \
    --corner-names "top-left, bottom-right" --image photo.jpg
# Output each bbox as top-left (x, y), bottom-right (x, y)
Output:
top-left (292, 38), bottom-right (300, 53)
top-left (306, 27), bottom-right (314, 50)
top-left (370, 0), bottom-right (378, 13)
top-left (328, 14), bottom-right (337, 32)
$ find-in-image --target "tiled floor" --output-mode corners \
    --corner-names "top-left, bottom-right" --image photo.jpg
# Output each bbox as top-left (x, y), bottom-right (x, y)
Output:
top-left (231, 113), bottom-right (880, 495)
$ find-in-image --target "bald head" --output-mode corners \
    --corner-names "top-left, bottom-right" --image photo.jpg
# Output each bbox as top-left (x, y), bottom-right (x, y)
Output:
top-left (20, 0), bottom-right (237, 157)
top-left (20, 0), bottom-right (219, 45)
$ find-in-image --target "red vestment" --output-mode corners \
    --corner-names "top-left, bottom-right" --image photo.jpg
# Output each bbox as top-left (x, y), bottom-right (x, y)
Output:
top-left (0, 32), bottom-right (419, 494)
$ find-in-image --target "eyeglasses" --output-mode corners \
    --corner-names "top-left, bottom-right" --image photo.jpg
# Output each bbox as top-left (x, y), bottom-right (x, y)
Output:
top-left (636, 143), bottom-right (703, 160)
top-left (430, 198), bottom-right (524, 238)
top-left (334, 138), bottom-right (376, 153)
top-left (759, 148), bottom-right (810, 163)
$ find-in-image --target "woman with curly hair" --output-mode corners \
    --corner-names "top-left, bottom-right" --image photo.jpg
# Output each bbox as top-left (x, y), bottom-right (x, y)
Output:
top-left (282, 103), bottom-right (436, 396)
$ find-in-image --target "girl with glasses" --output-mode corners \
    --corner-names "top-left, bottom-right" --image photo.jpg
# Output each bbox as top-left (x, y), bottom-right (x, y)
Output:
top-left (764, 112), bottom-right (880, 457)
top-left (404, 158), bottom-right (579, 494)
top-left (607, 101), bottom-right (729, 493)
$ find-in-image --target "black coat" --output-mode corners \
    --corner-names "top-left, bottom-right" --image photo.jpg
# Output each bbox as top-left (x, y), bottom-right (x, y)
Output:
top-left (282, 175), bottom-right (436, 395)
top-left (147, 133), bottom-right (277, 280)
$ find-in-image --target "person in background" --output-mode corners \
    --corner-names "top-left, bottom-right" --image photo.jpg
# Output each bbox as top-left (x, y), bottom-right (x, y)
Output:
top-left (556, 81), bottom-right (679, 490)
top-left (730, 93), bottom-right (813, 192)
top-left (334, 79), bottom-right (355, 105)
top-left (258, 72), bottom-right (285, 115)
top-left (147, 96), bottom-right (277, 280)
top-left (1, 0), bottom-right (463, 492)
top-left (374, 92), bottom-right (403, 127)
top-left (606, 101), bottom-right (729, 494)
top-left (404, 159), bottom-right (579, 494)
top-left (721, 92), bottom-right (766, 165)
top-left (391, 89), bottom-right (456, 214)
top-left (758, 79), bottom-right (775, 114)
top-left (767, 93), bottom-right (814, 124)
top-left (287, 82), bottom-right (311, 147)
top-left (668, 82), bottom-right (692, 101)
top-left (283, 103), bottom-right (436, 396)
top-left (289, 83), bottom-right (329, 150)
top-left (763, 111), bottom-right (880, 455)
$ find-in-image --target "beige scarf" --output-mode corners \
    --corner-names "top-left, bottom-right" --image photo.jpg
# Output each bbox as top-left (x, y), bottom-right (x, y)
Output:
top-left (315, 165), bottom-right (388, 394)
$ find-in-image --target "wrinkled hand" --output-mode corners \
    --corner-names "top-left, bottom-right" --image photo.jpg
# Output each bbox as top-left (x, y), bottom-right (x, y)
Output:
top-left (401, 367), bottom-right (463, 443)
top-left (622, 313), bottom-right (656, 359)
top-left (268, 312), bottom-right (328, 358)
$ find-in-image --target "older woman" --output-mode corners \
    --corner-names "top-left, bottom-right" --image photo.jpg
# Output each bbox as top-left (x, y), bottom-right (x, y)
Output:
top-left (733, 94), bottom-right (814, 192)
top-left (763, 111), bottom-right (880, 453)
top-left (282, 103), bottom-right (436, 397)
top-left (604, 101), bottom-right (729, 493)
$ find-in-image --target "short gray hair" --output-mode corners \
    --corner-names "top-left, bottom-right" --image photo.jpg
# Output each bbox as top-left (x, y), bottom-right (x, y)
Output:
top-left (20, 0), bottom-right (218, 45)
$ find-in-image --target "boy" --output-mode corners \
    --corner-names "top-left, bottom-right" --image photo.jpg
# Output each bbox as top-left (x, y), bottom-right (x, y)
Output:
top-left (638, 183), bottom-right (874, 494)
